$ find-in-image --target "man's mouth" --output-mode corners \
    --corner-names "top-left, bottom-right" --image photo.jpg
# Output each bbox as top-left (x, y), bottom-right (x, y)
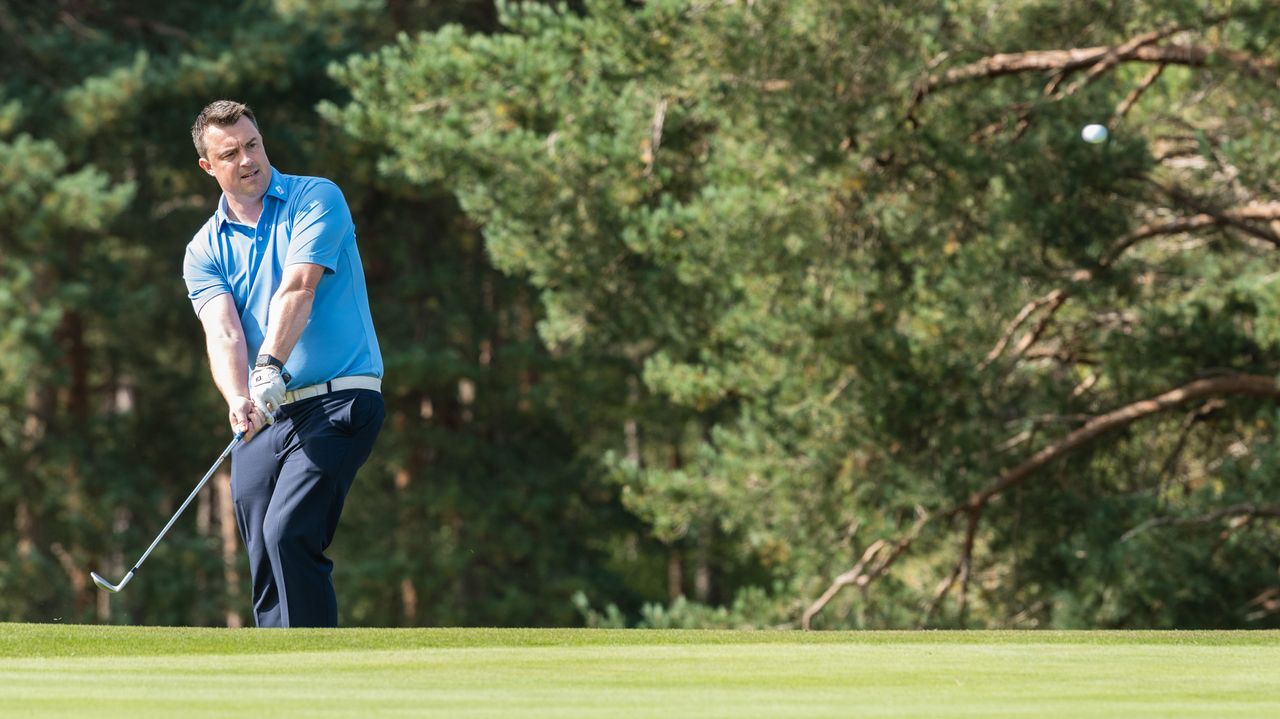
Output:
top-left (241, 168), bottom-right (260, 180)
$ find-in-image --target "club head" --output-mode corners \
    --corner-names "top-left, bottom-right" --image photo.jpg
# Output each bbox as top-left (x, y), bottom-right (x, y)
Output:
top-left (90, 571), bottom-right (129, 593)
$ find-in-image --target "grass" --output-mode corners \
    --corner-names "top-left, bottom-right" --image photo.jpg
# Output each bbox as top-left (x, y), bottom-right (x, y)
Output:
top-left (2, 624), bottom-right (1278, 717)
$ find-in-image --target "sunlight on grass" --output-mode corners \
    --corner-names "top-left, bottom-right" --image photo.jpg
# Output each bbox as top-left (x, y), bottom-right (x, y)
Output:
top-left (1, 625), bottom-right (1277, 718)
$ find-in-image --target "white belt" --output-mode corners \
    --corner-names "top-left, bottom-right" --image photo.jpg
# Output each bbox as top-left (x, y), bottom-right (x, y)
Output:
top-left (281, 376), bottom-right (382, 406)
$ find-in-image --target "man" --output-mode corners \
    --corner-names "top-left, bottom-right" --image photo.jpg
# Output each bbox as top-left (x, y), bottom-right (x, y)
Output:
top-left (182, 100), bottom-right (385, 628)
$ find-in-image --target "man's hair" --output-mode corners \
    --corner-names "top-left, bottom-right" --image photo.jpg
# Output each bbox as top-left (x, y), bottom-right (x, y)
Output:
top-left (191, 100), bottom-right (259, 159)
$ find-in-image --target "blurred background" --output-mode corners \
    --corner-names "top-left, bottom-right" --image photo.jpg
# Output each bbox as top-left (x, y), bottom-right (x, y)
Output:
top-left (3, 0), bottom-right (1280, 630)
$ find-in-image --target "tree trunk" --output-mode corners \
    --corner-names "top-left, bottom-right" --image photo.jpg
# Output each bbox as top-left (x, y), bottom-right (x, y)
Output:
top-left (667, 549), bottom-right (683, 600)
top-left (395, 459), bottom-right (418, 626)
top-left (694, 538), bottom-right (711, 603)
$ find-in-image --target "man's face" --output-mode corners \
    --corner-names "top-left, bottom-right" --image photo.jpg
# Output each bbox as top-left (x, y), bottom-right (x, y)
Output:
top-left (198, 116), bottom-right (270, 199)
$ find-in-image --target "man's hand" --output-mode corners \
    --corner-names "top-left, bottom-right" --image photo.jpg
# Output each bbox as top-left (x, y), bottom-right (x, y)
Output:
top-left (228, 395), bottom-right (266, 441)
top-left (249, 366), bottom-right (288, 423)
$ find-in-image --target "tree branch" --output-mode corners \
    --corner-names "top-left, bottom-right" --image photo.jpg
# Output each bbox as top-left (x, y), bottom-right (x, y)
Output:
top-left (920, 43), bottom-right (1278, 100)
top-left (1114, 63), bottom-right (1166, 119)
top-left (1101, 201), bottom-right (1280, 265)
top-left (1010, 290), bottom-right (1068, 359)
top-left (1159, 187), bottom-right (1280, 247)
top-left (912, 34), bottom-right (1280, 130)
top-left (1243, 587), bottom-right (1280, 622)
top-left (800, 538), bottom-right (886, 630)
top-left (801, 374), bottom-right (1280, 629)
top-left (1101, 215), bottom-right (1217, 265)
top-left (965, 374), bottom-right (1280, 511)
top-left (802, 510), bottom-right (930, 630)
top-left (1121, 503), bottom-right (1280, 542)
top-left (978, 289), bottom-right (1064, 370)
top-left (966, 24), bottom-right (1172, 144)
top-left (921, 560), bottom-right (964, 626)
top-left (1156, 399), bottom-right (1224, 506)
top-left (979, 270), bottom-right (1092, 371)
top-left (1055, 23), bottom-right (1180, 100)
top-left (919, 508), bottom-right (982, 626)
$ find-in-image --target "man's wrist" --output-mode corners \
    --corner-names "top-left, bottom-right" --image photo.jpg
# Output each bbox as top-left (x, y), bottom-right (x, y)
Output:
top-left (255, 353), bottom-right (284, 370)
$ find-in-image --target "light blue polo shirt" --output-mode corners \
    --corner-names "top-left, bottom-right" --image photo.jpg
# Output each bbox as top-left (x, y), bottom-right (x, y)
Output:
top-left (182, 168), bottom-right (383, 389)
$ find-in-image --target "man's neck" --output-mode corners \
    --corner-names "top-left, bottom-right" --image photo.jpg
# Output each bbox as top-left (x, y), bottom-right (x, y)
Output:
top-left (225, 193), bottom-right (264, 226)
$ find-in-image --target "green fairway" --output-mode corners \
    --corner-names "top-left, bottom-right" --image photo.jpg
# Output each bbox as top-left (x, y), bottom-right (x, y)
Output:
top-left (1, 625), bottom-right (1278, 718)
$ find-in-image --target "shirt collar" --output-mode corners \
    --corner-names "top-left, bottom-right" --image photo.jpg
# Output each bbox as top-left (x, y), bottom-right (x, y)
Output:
top-left (215, 167), bottom-right (288, 230)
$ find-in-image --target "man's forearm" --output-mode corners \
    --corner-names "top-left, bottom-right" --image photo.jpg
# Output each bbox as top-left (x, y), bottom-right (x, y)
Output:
top-left (207, 333), bottom-right (250, 405)
top-left (258, 287), bottom-right (315, 368)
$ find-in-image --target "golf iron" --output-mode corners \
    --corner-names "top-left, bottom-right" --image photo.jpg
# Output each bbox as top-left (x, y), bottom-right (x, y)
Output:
top-left (91, 433), bottom-right (243, 593)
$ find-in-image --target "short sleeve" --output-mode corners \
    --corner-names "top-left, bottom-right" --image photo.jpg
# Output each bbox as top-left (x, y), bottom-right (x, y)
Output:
top-left (183, 239), bottom-right (230, 317)
top-left (285, 180), bottom-right (352, 272)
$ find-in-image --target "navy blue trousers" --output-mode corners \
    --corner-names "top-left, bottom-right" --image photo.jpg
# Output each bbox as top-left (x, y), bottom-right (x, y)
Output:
top-left (230, 388), bottom-right (384, 628)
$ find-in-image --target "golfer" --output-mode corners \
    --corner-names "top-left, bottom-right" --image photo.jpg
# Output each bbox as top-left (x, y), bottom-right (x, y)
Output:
top-left (182, 100), bottom-right (385, 627)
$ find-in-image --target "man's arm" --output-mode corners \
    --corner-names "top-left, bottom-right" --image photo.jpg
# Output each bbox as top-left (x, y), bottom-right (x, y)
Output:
top-left (258, 262), bottom-right (326, 366)
top-left (264, 178), bottom-right (350, 367)
top-left (197, 293), bottom-right (263, 439)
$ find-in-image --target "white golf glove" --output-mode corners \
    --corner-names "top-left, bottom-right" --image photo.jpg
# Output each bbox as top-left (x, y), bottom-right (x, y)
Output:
top-left (249, 365), bottom-right (288, 423)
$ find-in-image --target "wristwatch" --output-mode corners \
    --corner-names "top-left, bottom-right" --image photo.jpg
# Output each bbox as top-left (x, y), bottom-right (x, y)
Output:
top-left (254, 353), bottom-right (291, 383)
top-left (255, 354), bottom-right (284, 370)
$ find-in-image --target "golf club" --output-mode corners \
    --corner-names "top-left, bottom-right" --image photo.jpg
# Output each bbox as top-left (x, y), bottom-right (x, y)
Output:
top-left (91, 432), bottom-right (243, 593)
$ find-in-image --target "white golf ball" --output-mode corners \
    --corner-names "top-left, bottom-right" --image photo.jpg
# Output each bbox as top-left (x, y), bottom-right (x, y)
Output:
top-left (1081, 124), bottom-right (1109, 144)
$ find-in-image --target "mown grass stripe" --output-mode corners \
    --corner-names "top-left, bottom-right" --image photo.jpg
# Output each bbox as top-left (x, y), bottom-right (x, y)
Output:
top-left (3, 624), bottom-right (1278, 658)
top-left (1, 637), bottom-right (1278, 718)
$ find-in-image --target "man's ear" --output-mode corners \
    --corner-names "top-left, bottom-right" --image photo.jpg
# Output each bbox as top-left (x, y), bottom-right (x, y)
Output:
top-left (198, 157), bottom-right (214, 175)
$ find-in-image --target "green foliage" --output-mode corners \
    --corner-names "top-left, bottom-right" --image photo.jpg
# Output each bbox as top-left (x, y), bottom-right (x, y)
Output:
top-left (574, 586), bottom-right (793, 629)
top-left (331, 0), bottom-right (1280, 629)
top-left (6, 0), bottom-right (1280, 630)
top-left (0, 0), bottom-right (627, 628)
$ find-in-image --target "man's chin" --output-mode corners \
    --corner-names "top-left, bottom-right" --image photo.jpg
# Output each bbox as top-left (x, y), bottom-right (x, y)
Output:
top-left (239, 172), bottom-right (268, 195)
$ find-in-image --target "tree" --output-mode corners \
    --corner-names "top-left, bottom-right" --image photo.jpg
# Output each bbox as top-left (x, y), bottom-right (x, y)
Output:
top-left (0, 127), bottom-right (134, 620)
top-left (331, 0), bottom-right (1280, 628)
top-left (1, 0), bottom-right (627, 627)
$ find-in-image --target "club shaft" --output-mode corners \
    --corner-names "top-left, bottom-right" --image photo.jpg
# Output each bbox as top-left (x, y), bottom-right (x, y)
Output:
top-left (123, 435), bottom-right (241, 575)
